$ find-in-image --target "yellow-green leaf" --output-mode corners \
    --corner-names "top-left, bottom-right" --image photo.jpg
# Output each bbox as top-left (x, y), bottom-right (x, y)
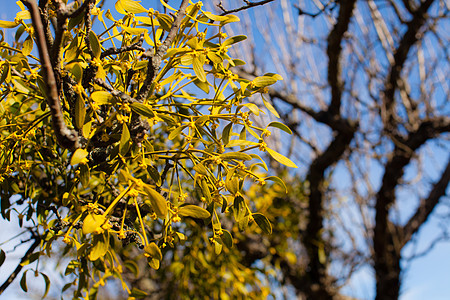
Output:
top-left (222, 123), bottom-right (232, 145)
top-left (75, 96), bottom-right (86, 129)
top-left (267, 121), bottom-right (292, 134)
top-left (203, 11), bottom-right (228, 22)
top-left (220, 152), bottom-right (252, 161)
top-left (22, 37), bottom-right (33, 56)
top-left (16, 10), bottom-right (31, 20)
top-left (214, 240), bottom-right (223, 255)
top-left (89, 232), bottom-right (109, 261)
top-left (200, 178), bottom-right (212, 204)
top-left (0, 20), bottom-right (19, 28)
top-left (253, 76), bottom-right (277, 88)
top-left (178, 205), bottom-right (211, 219)
top-left (122, 25), bottom-right (147, 35)
top-left (130, 102), bottom-right (155, 118)
top-left (220, 230), bottom-right (233, 248)
top-left (262, 95), bottom-right (280, 118)
top-left (88, 31), bottom-right (101, 59)
top-left (193, 163), bottom-right (208, 176)
top-left (119, 123), bottom-right (130, 154)
top-left (82, 213), bottom-right (106, 235)
top-left (40, 272), bottom-right (51, 298)
top-left (144, 242), bottom-right (162, 260)
top-left (168, 125), bottom-right (184, 140)
top-left (148, 257), bottom-right (160, 270)
top-left (226, 177), bottom-right (239, 195)
top-left (79, 163), bottom-right (90, 188)
top-left (266, 148), bottom-right (298, 168)
top-left (220, 15), bottom-right (240, 25)
top-left (156, 14), bottom-right (173, 31)
top-left (253, 213), bottom-right (272, 234)
top-left (117, 0), bottom-right (148, 14)
top-left (143, 186), bottom-right (167, 219)
top-left (222, 35), bottom-right (247, 47)
top-left (91, 91), bottom-right (113, 105)
top-left (264, 176), bottom-right (288, 193)
top-left (193, 57), bottom-right (206, 82)
top-left (124, 260), bottom-right (140, 277)
top-left (226, 140), bottom-right (258, 147)
top-left (70, 148), bottom-right (89, 165)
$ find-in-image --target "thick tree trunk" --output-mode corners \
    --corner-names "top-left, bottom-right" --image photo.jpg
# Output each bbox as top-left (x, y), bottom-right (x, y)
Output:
top-left (374, 236), bottom-right (401, 300)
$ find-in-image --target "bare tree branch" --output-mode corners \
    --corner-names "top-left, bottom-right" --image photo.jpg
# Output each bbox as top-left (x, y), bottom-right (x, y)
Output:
top-left (383, 0), bottom-right (435, 128)
top-left (218, 0), bottom-right (275, 16)
top-left (327, 0), bottom-right (357, 117)
top-left (402, 157), bottom-right (450, 246)
top-left (0, 234), bottom-right (40, 294)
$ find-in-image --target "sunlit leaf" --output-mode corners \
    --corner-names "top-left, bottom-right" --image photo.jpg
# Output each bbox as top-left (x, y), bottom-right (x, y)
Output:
top-left (0, 20), bottom-right (19, 28)
top-left (264, 176), bottom-right (288, 193)
top-left (122, 25), bottom-right (147, 35)
top-left (119, 123), bottom-right (130, 154)
top-left (22, 36), bottom-right (33, 56)
top-left (266, 148), bottom-right (298, 168)
top-left (143, 186), bottom-right (167, 219)
top-left (220, 15), bottom-right (240, 25)
top-left (89, 232), bottom-right (109, 261)
top-left (262, 95), bottom-right (280, 118)
top-left (118, 0), bottom-right (148, 13)
top-left (144, 242), bottom-right (162, 260)
top-left (70, 148), bottom-right (89, 165)
top-left (178, 205), bottom-right (211, 219)
top-left (130, 102), bottom-right (155, 118)
top-left (222, 35), bottom-right (247, 47)
top-left (91, 91), bottom-right (113, 105)
top-left (156, 14), bottom-right (173, 31)
top-left (267, 121), bottom-right (292, 134)
top-left (193, 57), bottom-right (206, 82)
top-left (75, 96), bottom-right (86, 129)
top-left (131, 288), bottom-right (148, 298)
top-left (220, 152), bottom-right (252, 161)
top-left (82, 213), bottom-right (106, 235)
top-left (253, 76), bottom-right (277, 88)
top-left (202, 11), bottom-right (228, 22)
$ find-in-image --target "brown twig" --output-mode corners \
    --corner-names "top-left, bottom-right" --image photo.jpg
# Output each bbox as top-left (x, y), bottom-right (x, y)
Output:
top-left (23, 0), bottom-right (79, 150)
top-left (402, 158), bottom-right (450, 246)
top-left (0, 234), bottom-right (41, 294)
top-left (218, 0), bottom-right (275, 16)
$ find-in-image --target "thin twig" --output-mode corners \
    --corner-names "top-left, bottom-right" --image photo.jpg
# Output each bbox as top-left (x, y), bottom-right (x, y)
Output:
top-left (218, 0), bottom-right (275, 16)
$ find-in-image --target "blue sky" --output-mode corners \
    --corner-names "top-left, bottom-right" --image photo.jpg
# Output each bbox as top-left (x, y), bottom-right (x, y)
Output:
top-left (0, 1), bottom-right (449, 299)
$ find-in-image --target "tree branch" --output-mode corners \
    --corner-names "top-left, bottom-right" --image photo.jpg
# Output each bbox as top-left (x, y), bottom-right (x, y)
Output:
top-left (401, 157), bottom-right (450, 246)
top-left (326, 0), bottom-right (357, 116)
top-left (23, 0), bottom-right (79, 150)
top-left (218, 0), bottom-right (275, 16)
top-left (101, 34), bottom-right (145, 59)
top-left (383, 0), bottom-right (435, 127)
top-left (0, 234), bottom-right (41, 294)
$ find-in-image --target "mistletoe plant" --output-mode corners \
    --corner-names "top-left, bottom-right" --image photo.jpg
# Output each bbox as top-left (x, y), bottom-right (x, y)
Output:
top-left (0, 0), bottom-right (295, 297)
